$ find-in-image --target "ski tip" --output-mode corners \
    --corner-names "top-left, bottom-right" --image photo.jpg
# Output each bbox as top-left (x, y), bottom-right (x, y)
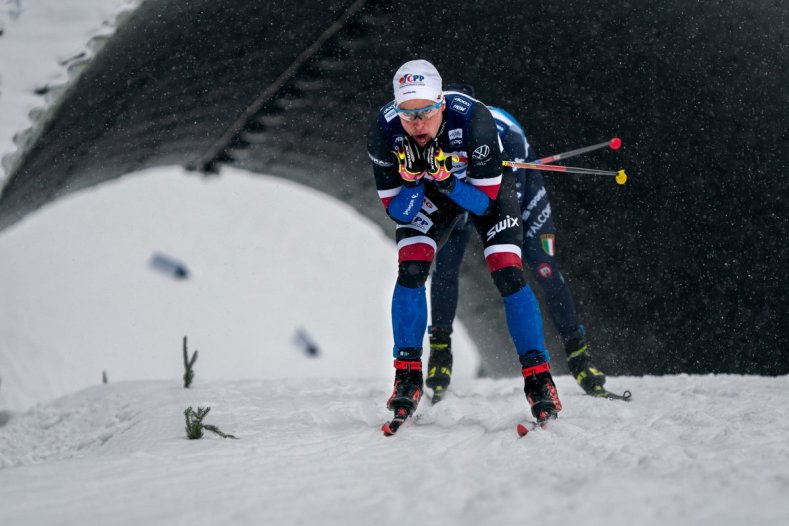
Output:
top-left (516, 423), bottom-right (529, 437)
top-left (382, 423), bottom-right (395, 436)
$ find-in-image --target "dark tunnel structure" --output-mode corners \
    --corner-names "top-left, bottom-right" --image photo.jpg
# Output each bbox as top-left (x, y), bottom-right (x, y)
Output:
top-left (0, 0), bottom-right (787, 377)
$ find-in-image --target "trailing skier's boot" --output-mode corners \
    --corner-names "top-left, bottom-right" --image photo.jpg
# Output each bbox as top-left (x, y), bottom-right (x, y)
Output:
top-left (522, 363), bottom-right (562, 422)
top-left (565, 328), bottom-right (607, 396)
top-left (386, 359), bottom-right (423, 416)
top-left (426, 326), bottom-right (453, 403)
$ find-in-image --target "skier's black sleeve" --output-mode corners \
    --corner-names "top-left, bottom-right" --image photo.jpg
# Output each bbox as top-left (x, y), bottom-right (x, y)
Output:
top-left (500, 126), bottom-right (531, 206)
top-left (464, 103), bottom-right (504, 200)
top-left (501, 126), bottom-right (528, 163)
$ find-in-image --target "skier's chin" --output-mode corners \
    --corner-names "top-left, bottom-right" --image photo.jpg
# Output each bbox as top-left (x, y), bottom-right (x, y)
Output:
top-left (412, 133), bottom-right (431, 146)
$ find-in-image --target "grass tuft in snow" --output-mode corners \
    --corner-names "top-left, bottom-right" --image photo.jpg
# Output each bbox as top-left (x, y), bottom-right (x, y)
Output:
top-left (184, 406), bottom-right (237, 440)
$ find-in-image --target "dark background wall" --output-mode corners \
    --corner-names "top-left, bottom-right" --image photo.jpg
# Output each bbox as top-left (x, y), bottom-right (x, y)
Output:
top-left (1, 0), bottom-right (787, 376)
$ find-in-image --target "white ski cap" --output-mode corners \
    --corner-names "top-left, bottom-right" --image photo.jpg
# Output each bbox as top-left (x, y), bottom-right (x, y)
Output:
top-left (392, 59), bottom-right (443, 107)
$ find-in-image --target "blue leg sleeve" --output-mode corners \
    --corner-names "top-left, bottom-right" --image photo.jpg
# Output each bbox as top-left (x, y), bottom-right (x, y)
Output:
top-left (392, 282), bottom-right (427, 358)
top-left (503, 285), bottom-right (549, 364)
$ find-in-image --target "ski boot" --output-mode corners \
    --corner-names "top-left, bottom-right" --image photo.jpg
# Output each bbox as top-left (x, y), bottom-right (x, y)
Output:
top-left (426, 326), bottom-right (453, 403)
top-left (386, 359), bottom-right (424, 416)
top-left (565, 328), bottom-right (607, 396)
top-left (522, 363), bottom-right (562, 423)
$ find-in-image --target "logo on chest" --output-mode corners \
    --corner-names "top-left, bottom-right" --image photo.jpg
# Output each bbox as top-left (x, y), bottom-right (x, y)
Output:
top-left (448, 128), bottom-right (463, 148)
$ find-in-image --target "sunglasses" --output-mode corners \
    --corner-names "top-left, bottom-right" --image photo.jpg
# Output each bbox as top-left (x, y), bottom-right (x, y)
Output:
top-left (395, 100), bottom-right (444, 122)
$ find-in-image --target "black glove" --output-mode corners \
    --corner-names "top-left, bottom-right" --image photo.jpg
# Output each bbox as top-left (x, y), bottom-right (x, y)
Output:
top-left (425, 139), bottom-right (453, 182)
top-left (396, 135), bottom-right (427, 187)
top-left (425, 139), bottom-right (455, 192)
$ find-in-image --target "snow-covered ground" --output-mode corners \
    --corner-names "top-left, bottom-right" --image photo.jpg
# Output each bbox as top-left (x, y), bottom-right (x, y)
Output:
top-left (1, 375), bottom-right (788, 526)
top-left (2, 2), bottom-right (789, 526)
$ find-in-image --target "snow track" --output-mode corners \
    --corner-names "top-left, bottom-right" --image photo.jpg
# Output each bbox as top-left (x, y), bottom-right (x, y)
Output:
top-left (1, 375), bottom-right (788, 525)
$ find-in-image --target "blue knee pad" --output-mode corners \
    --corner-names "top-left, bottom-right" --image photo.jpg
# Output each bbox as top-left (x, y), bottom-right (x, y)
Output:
top-left (503, 285), bottom-right (548, 364)
top-left (392, 283), bottom-right (427, 358)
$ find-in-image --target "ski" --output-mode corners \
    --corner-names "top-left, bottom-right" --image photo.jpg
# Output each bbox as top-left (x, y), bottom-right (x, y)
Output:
top-left (589, 387), bottom-right (632, 401)
top-left (516, 412), bottom-right (557, 438)
top-left (516, 421), bottom-right (538, 437)
top-left (381, 407), bottom-right (412, 436)
top-left (515, 418), bottom-right (552, 438)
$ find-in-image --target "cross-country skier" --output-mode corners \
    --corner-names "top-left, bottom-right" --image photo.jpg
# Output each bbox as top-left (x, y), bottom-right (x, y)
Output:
top-left (367, 60), bottom-right (562, 432)
top-left (425, 83), bottom-right (608, 403)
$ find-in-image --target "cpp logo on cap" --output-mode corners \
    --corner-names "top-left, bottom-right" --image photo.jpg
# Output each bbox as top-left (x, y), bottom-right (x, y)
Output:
top-left (399, 74), bottom-right (425, 85)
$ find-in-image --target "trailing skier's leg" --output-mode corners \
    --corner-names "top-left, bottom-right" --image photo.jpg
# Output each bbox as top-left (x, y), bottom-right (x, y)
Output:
top-left (522, 233), bottom-right (609, 396)
top-left (426, 325), bottom-right (453, 402)
top-left (565, 325), bottom-right (606, 395)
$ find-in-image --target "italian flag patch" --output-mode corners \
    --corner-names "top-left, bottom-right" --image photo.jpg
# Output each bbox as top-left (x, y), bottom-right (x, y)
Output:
top-left (540, 234), bottom-right (555, 256)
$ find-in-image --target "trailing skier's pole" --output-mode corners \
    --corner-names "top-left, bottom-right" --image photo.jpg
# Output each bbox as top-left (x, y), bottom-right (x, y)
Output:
top-left (451, 137), bottom-right (626, 184)
top-left (534, 137), bottom-right (621, 165)
top-left (502, 161), bottom-right (628, 185)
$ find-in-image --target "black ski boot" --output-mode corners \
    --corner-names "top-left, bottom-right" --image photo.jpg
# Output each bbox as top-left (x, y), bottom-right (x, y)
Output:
top-left (522, 363), bottom-right (563, 422)
top-left (565, 329), bottom-right (607, 396)
top-left (426, 327), bottom-right (453, 403)
top-left (386, 359), bottom-right (424, 416)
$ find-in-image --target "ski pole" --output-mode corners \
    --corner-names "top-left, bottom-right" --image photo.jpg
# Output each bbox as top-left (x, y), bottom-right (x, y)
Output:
top-left (451, 137), bottom-right (626, 184)
top-left (502, 161), bottom-right (628, 185)
top-left (526, 137), bottom-right (626, 184)
top-left (533, 137), bottom-right (621, 165)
